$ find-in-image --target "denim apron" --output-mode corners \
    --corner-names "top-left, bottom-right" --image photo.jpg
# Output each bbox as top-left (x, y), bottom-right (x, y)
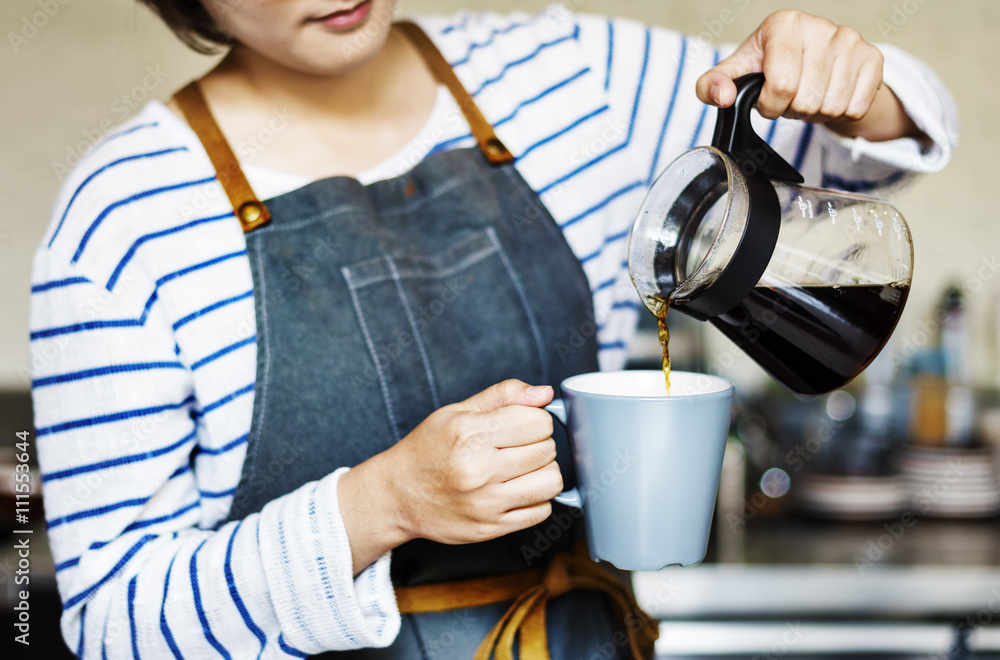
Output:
top-left (174, 23), bottom-right (653, 660)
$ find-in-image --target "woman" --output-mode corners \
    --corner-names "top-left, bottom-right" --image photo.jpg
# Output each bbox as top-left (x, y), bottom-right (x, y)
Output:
top-left (30, 0), bottom-right (956, 657)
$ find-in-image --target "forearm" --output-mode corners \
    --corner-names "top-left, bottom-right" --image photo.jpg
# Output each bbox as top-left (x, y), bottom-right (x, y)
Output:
top-left (31, 255), bottom-right (401, 655)
top-left (802, 41), bottom-right (957, 194)
top-left (49, 471), bottom-right (402, 657)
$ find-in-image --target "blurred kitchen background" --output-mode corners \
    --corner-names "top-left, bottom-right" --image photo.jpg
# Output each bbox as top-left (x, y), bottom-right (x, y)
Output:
top-left (2, 0), bottom-right (999, 658)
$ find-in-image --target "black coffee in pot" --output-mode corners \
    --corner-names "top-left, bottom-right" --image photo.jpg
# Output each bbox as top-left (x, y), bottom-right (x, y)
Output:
top-left (709, 282), bottom-right (909, 396)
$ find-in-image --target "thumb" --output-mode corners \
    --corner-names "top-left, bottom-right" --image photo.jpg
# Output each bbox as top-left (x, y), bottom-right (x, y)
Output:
top-left (696, 45), bottom-right (762, 108)
top-left (457, 380), bottom-right (554, 413)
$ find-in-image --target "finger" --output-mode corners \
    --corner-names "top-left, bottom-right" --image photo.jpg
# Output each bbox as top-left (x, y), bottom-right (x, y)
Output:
top-left (493, 438), bottom-right (557, 482)
top-left (495, 501), bottom-right (553, 535)
top-left (480, 405), bottom-right (554, 449)
top-left (843, 55), bottom-right (884, 120)
top-left (785, 37), bottom-right (836, 120)
top-left (696, 45), bottom-right (761, 108)
top-left (495, 462), bottom-right (564, 512)
top-left (813, 52), bottom-right (857, 122)
top-left (457, 379), bottom-right (554, 413)
top-left (757, 25), bottom-right (804, 119)
top-left (812, 28), bottom-right (869, 121)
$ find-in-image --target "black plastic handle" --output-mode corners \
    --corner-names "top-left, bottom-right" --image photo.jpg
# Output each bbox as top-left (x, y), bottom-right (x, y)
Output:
top-left (711, 73), bottom-right (804, 184)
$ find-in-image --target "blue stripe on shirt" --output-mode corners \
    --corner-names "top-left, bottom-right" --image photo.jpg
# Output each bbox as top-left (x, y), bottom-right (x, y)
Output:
top-left (190, 539), bottom-right (233, 660)
top-left (579, 227), bottom-right (631, 265)
top-left (604, 19), bottom-right (614, 91)
top-left (35, 394), bottom-right (194, 438)
top-left (200, 486), bottom-right (237, 499)
top-left (196, 433), bottom-right (249, 457)
top-left (43, 429), bottom-right (196, 483)
top-left (57, 555), bottom-right (82, 572)
top-left (64, 534), bottom-right (157, 609)
top-left (518, 104), bottom-right (609, 161)
top-left (107, 211), bottom-right (233, 290)
top-left (441, 12), bottom-right (472, 35)
top-left (597, 299), bottom-right (642, 332)
top-left (428, 133), bottom-right (474, 157)
top-left (128, 574), bottom-right (142, 660)
top-left (77, 604), bottom-right (87, 656)
top-left (612, 299), bottom-right (641, 311)
top-left (278, 634), bottom-right (309, 658)
top-left (792, 123), bottom-right (815, 172)
top-left (494, 67), bottom-right (591, 128)
top-left (160, 553), bottom-right (184, 660)
top-left (766, 119), bottom-right (779, 145)
top-left (560, 181), bottom-right (644, 230)
top-left (30, 290), bottom-right (159, 340)
top-left (224, 522), bottom-right (268, 658)
top-left (190, 336), bottom-right (256, 371)
top-left (47, 496), bottom-right (150, 529)
top-left (822, 169), bottom-right (909, 193)
top-left (71, 176), bottom-right (216, 264)
top-left (195, 383), bottom-right (254, 417)
top-left (538, 27), bottom-right (651, 196)
top-left (686, 48), bottom-right (720, 151)
top-left (168, 464), bottom-right (190, 480)
top-left (469, 30), bottom-right (579, 97)
top-left (33, 361), bottom-right (185, 389)
top-left (648, 36), bottom-right (688, 184)
top-left (173, 290), bottom-right (254, 331)
top-left (156, 250), bottom-right (247, 289)
top-left (449, 16), bottom-right (540, 67)
top-left (592, 276), bottom-right (617, 294)
top-left (92, 122), bottom-right (160, 155)
top-left (123, 501), bottom-right (199, 534)
top-left (31, 276), bottom-right (92, 293)
top-left (48, 147), bottom-right (188, 249)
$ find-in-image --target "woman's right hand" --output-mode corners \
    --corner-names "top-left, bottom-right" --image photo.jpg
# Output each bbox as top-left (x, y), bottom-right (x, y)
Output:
top-left (338, 380), bottom-right (562, 574)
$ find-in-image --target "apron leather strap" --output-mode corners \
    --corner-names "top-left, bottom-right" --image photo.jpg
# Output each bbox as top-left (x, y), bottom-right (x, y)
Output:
top-left (173, 82), bottom-right (271, 232)
top-left (170, 21), bottom-right (513, 234)
top-left (395, 546), bottom-right (660, 660)
top-left (396, 21), bottom-right (515, 166)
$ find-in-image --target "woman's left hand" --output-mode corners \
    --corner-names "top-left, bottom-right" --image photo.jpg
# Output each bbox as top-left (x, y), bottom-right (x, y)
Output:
top-left (695, 10), bottom-right (924, 142)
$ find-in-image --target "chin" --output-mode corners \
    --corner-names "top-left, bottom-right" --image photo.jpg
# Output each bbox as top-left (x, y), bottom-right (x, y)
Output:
top-left (284, 24), bottom-right (394, 76)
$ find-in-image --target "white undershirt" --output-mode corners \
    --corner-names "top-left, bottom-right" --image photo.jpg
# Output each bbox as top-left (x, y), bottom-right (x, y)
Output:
top-left (232, 85), bottom-right (455, 199)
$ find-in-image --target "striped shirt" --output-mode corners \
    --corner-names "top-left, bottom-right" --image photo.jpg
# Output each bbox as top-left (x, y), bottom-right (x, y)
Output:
top-left (30, 8), bottom-right (957, 658)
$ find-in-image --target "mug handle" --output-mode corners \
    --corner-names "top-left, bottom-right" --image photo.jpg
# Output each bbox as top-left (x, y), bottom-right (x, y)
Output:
top-left (544, 399), bottom-right (584, 509)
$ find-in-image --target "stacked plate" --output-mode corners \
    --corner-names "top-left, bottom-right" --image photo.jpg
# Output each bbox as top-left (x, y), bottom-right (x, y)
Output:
top-left (896, 445), bottom-right (1000, 518)
top-left (794, 473), bottom-right (906, 520)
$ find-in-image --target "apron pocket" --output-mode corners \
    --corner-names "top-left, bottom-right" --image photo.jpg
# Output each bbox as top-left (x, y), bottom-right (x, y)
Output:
top-left (341, 227), bottom-right (548, 440)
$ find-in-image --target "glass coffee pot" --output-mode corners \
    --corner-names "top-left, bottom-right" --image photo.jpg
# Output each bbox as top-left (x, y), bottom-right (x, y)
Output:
top-left (629, 74), bottom-right (913, 396)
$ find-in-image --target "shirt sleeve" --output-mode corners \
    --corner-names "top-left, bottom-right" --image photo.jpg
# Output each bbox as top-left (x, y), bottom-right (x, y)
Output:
top-left (811, 42), bottom-right (959, 193)
top-left (30, 248), bottom-right (399, 658)
top-left (572, 13), bottom-right (958, 196)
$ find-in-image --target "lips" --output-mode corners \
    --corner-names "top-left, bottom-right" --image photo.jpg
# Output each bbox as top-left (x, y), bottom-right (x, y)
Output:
top-left (313, 0), bottom-right (373, 31)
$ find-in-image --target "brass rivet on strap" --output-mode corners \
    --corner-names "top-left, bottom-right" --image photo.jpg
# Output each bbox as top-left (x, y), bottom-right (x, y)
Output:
top-left (484, 137), bottom-right (508, 159)
top-left (173, 83), bottom-right (271, 234)
top-left (238, 201), bottom-right (264, 225)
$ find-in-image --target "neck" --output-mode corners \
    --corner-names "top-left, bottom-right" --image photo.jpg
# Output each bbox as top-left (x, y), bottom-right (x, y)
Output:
top-left (209, 28), bottom-right (409, 121)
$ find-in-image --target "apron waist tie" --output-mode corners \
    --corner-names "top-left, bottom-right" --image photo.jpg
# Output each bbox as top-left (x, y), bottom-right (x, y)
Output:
top-left (394, 546), bottom-right (660, 660)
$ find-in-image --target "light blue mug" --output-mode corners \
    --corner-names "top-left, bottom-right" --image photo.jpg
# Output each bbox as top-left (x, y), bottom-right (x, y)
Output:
top-left (548, 370), bottom-right (735, 570)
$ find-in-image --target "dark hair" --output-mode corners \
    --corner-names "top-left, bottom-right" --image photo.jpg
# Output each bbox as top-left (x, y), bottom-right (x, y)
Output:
top-left (137, 0), bottom-right (234, 54)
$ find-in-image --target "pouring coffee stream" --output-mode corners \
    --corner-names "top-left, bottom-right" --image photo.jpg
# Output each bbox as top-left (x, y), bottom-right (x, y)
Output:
top-left (630, 74), bottom-right (914, 396)
top-left (657, 303), bottom-right (671, 394)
